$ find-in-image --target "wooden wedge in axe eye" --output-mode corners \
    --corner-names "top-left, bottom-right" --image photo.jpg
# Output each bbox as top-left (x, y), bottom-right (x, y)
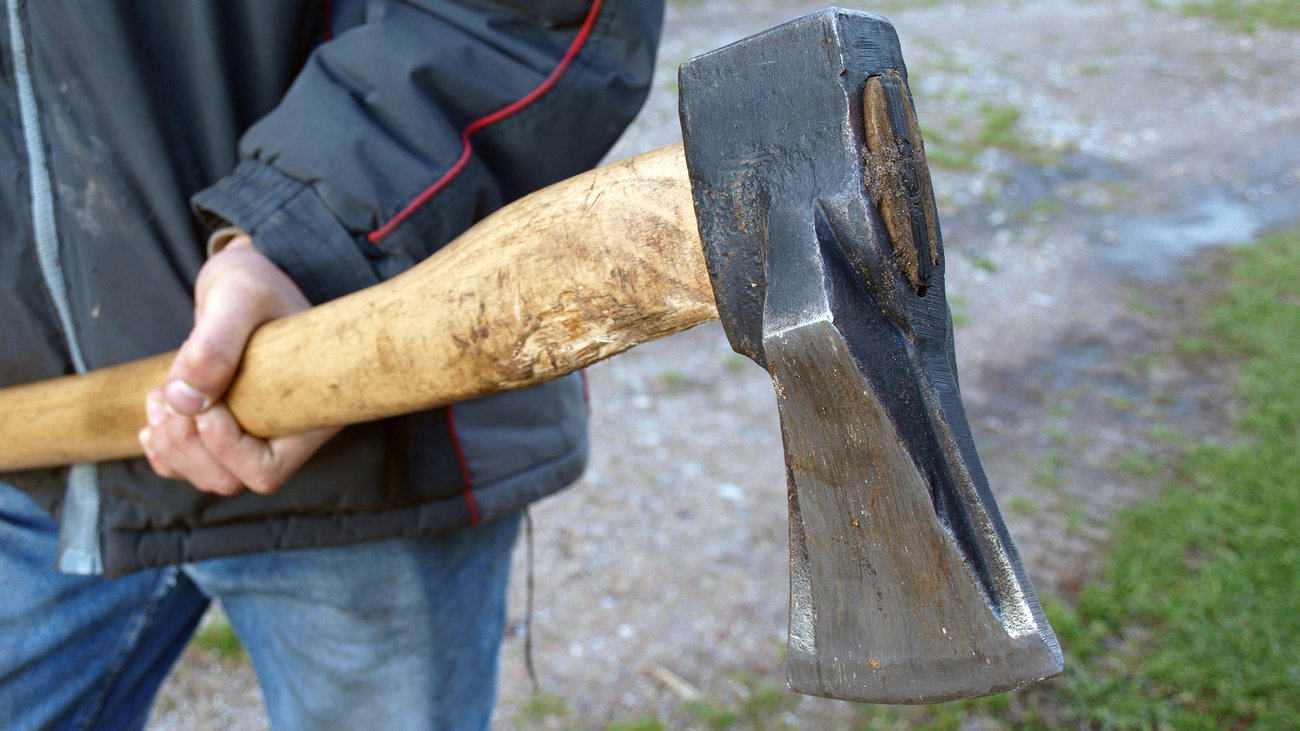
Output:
top-left (0, 9), bottom-right (1062, 703)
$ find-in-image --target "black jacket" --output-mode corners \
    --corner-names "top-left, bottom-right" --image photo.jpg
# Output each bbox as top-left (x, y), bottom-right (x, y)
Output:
top-left (0, 0), bottom-right (662, 575)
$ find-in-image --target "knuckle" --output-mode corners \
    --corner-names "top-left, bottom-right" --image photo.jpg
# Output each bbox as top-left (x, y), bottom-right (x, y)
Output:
top-left (195, 414), bottom-right (232, 450)
top-left (146, 432), bottom-right (179, 459)
top-left (158, 418), bottom-right (199, 450)
top-left (147, 456), bottom-right (179, 480)
top-left (245, 472), bottom-right (286, 495)
top-left (196, 473), bottom-right (242, 496)
top-left (180, 335), bottom-right (237, 378)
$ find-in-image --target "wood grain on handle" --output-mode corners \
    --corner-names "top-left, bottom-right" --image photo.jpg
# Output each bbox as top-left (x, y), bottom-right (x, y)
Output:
top-left (0, 144), bottom-right (715, 471)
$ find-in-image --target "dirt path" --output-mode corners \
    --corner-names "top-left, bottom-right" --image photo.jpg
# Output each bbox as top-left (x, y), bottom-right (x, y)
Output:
top-left (149, 2), bottom-right (1300, 728)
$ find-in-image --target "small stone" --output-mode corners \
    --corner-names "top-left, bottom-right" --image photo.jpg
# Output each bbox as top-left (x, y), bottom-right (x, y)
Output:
top-left (716, 483), bottom-right (745, 501)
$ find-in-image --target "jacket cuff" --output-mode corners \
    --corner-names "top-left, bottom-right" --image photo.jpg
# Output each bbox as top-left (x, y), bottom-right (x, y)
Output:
top-left (206, 226), bottom-right (246, 257)
top-left (191, 160), bottom-right (381, 304)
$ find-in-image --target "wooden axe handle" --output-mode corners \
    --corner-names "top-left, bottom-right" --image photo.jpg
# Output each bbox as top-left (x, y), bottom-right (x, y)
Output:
top-left (0, 144), bottom-right (715, 471)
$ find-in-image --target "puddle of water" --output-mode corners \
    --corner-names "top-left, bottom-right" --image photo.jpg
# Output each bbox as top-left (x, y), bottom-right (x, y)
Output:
top-left (1105, 191), bottom-right (1259, 280)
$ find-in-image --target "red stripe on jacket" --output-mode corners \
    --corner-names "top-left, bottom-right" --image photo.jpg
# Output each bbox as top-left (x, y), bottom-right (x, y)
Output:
top-left (445, 405), bottom-right (482, 525)
top-left (367, 0), bottom-right (605, 243)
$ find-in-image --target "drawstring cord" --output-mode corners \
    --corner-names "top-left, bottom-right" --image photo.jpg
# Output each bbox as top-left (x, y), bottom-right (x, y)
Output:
top-left (524, 506), bottom-right (540, 694)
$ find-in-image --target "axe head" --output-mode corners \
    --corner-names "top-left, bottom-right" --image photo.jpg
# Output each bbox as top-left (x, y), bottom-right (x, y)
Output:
top-left (678, 9), bottom-right (1063, 703)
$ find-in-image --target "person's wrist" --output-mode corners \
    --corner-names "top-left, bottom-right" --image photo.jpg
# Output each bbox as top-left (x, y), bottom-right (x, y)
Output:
top-left (206, 227), bottom-right (250, 257)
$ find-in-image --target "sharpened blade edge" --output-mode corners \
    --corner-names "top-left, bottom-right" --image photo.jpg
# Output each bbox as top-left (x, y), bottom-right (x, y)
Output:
top-left (771, 321), bottom-right (1062, 703)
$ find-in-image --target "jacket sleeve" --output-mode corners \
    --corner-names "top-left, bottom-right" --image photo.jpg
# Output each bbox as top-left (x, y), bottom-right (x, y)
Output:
top-left (191, 0), bottom-right (662, 304)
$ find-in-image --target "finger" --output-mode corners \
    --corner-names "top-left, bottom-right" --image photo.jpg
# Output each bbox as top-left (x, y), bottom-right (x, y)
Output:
top-left (195, 407), bottom-right (340, 495)
top-left (139, 426), bottom-right (179, 480)
top-left (141, 391), bottom-right (245, 496)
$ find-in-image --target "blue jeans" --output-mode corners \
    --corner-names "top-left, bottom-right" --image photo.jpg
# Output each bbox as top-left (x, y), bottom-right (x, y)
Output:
top-left (0, 483), bottom-right (521, 730)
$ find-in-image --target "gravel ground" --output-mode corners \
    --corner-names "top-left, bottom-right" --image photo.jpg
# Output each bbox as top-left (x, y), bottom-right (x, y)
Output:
top-left (149, 1), bottom-right (1300, 727)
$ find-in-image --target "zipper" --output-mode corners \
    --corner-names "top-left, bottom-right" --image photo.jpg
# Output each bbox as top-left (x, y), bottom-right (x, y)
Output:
top-left (6, 0), bottom-right (103, 574)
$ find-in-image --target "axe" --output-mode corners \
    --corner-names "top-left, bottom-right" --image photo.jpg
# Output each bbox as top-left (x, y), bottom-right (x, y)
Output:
top-left (0, 9), bottom-right (1062, 703)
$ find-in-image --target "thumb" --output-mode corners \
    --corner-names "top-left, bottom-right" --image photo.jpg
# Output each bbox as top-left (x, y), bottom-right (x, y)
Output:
top-left (165, 237), bottom-right (309, 415)
top-left (165, 273), bottom-right (263, 414)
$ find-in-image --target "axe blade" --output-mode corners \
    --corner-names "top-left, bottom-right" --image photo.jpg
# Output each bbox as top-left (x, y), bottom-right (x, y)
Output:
top-left (679, 9), bottom-right (1063, 703)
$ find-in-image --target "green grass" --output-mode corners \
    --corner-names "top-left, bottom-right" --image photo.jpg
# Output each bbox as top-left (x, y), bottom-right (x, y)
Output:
top-left (1113, 446), bottom-right (1161, 479)
top-left (721, 353), bottom-right (752, 373)
top-left (678, 671), bottom-right (791, 729)
top-left (190, 615), bottom-right (245, 661)
top-left (1046, 228), bottom-right (1300, 727)
top-left (660, 368), bottom-right (689, 395)
top-left (920, 125), bottom-right (980, 172)
top-left (519, 692), bottom-right (570, 725)
top-left (607, 719), bottom-right (664, 731)
top-left (1015, 199), bottom-right (1066, 226)
top-left (1033, 449), bottom-right (1069, 491)
top-left (1048, 400), bottom-right (1076, 419)
top-left (1046, 425), bottom-right (1071, 446)
top-left (974, 103), bottom-right (1029, 152)
top-left (1125, 288), bottom-right (1162, 317)
top-left (948, 293), bottom-right (970, 327)
top-left (970, 254), bottom-right (999, 274)
top-left (1006, 495), bottom-right (1040, 516)
top-left (1176, 332), bottom-right (1218, 356)
top-left (1181, 0), bottom-right (1300, 31)
top-left (1104, 393), bottom-right (1143, 412)
top-left (921, 102), bottom-right (1055, 172)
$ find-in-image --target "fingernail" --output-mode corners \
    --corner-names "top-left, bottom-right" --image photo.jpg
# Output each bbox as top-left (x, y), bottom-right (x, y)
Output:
top-left (166, 380), bottom-right (211, 414)
top-left (146, 397), bottom-right (166, 426)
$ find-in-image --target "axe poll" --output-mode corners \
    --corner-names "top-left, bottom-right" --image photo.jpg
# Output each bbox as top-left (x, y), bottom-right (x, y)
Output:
top-left (0, 9), bottom-right (1062, 704)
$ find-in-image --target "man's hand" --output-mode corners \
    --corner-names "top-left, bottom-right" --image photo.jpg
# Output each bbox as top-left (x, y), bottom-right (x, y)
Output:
top-left (138, 235), bottom-right (340, 496)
